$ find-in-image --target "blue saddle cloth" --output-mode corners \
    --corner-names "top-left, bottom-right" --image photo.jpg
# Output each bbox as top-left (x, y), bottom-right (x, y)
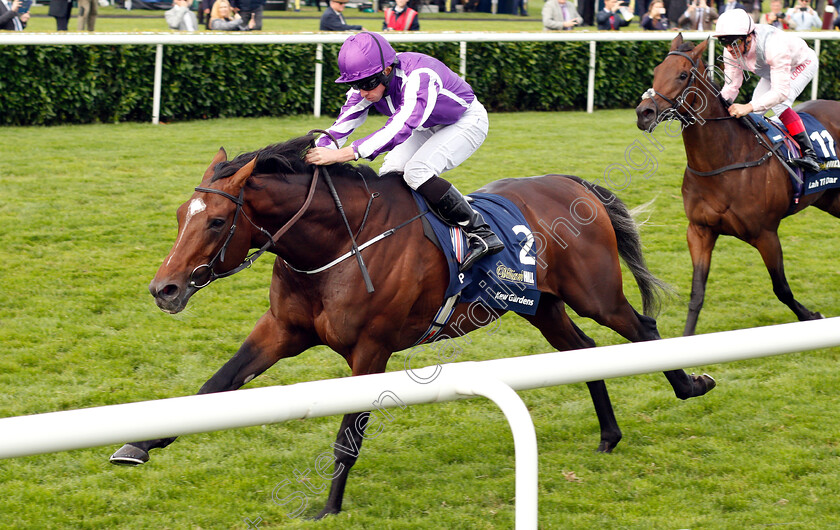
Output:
top-left (411, 191), bottom-right (541, 316)
top-left (751, 112), bottom-right (840, 199)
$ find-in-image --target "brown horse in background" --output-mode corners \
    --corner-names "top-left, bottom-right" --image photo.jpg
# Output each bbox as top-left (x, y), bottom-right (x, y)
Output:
top-left (108, 134), bottom-right (714, 518)
top-left (636, 34), bottom-right (840, 336)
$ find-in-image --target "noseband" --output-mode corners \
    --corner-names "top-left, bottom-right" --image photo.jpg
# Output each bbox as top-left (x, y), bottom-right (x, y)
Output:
top-left (641, 50), bottom-right (703, 128)
top-left (188, 169), bottom-right (320, 289)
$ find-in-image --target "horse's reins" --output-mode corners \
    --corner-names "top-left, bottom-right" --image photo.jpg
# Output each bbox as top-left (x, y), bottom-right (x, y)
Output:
top-left (307, 129), bottom-right (376, 293)
top-left (644, 50), bottom-right (800, 182)
top-left (188, 158), bottom-right (320, 290)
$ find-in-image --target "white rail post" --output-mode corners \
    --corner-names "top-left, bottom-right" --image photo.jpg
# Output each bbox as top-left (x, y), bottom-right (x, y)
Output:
top-left (708, 37), bottom-right (714, 71)
top-left (460, 41), bottom-right (467, 80)
top-left (812, 39), bottom-right (820, 101)
top-left (314, 43), bottom-right (323, 118)
top-left (454, 372), bottom-right (538, 530)
top-left (587, 41), bottom-right (596, 114)
top-left (152, 44), bottom-right (163, 125)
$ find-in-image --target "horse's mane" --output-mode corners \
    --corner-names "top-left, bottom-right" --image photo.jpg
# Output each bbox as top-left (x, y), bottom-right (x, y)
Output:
top-left (210, 134), bottom-right (380, 184)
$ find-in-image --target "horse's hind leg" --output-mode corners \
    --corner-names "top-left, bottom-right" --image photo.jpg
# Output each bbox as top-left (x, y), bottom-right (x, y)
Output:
top-left (560, 264), bottom-right (715, 401)
top-left (524, 295), bottom-right (622, 452)
top-left (753, 230), bottom-right (823, 321)
top-left (110, 312), bottom-right (313, 465)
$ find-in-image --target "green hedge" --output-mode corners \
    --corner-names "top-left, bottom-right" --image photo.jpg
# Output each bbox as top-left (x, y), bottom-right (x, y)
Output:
top-left (1, 40), bottom-right (839, 125)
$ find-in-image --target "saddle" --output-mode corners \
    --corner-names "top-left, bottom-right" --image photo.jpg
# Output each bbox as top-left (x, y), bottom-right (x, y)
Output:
top-left (411, 191), bottom-right (542, 345)
top-left (748, 112), bottom-right (840, 208)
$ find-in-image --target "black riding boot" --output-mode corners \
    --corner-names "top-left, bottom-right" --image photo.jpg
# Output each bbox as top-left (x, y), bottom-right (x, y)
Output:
top-left (429, 186), bottom-right (505, 272)
top-left (790, 131), bottom-right (821, 173)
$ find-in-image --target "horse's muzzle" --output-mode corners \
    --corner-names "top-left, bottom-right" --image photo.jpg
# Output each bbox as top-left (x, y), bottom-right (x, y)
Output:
top-left (149, 278), bottom-right (194, 314)
top-left (635, 102), bottom-right (658, 132)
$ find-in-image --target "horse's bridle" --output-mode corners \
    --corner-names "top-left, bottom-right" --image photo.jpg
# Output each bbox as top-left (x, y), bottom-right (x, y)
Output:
top-left (188, 168), bottom-right (320, 290)
top-left (641, 50), bottom-right (707, 129)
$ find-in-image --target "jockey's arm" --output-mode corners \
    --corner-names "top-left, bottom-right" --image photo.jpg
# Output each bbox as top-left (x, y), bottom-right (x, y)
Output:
top-left (720, 50), bottom-right (744, 103)
top-left (750, 41), bottom-right (793, 114)
top-left (305, 146), bottom-right (357, 166)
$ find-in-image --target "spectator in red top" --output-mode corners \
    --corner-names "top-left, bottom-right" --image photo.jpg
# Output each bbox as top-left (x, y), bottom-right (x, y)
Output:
top-left (383, 0), bottom-right (419, 31)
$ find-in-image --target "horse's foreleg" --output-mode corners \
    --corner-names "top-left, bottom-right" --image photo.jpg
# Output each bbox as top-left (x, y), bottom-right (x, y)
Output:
top-left (110, 312), bottom-right (313, 465)
top-left (314, 411), bottom-right (369, 519)
top-left (684, 224), bottom-right (719, 336)
top-left (753, 230), bottom-right (823, 321)
top-left (314, 342), bottom-right (391, 518)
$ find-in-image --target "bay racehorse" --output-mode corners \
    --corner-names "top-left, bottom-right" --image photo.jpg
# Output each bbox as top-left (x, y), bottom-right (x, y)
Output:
top-left (109, 134), bottom-right (714, 518)
top-left (636, 34), bottom-right (840, 336)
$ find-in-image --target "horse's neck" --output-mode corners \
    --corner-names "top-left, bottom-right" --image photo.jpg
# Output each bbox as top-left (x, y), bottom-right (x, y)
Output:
top-left (252, 172), bottom-right (411, 271)
top-left (680, 93), bottom-right (753, 174)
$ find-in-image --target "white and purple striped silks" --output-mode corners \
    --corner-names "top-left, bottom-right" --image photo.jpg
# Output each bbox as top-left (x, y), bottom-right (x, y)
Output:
top-left (316, 52), bottom-right (484, 188)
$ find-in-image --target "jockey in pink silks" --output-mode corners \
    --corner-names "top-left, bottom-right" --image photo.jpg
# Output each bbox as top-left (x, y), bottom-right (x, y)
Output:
top-left (714, 8), bottom-right (821, 173)
top-left (304, 32), bottom-right (503, 272)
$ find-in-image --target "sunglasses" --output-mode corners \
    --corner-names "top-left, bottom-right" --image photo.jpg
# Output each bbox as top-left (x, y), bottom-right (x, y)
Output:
top-left (350, 75), bottom-right (382, 92)
top-left (718, 36), bottom-right (744, 47)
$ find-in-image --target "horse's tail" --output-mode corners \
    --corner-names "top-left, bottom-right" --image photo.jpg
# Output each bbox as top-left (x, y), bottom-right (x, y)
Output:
top-left (565, 175), bottom-right (671, 317)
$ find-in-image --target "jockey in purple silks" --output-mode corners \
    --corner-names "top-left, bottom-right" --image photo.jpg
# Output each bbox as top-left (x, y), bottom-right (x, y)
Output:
top-left (305, 31), bottom-right (504, 272)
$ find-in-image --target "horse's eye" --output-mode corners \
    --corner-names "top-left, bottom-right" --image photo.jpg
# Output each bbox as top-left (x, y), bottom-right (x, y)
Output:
top-left (209, 218), bottom-right (226, 230)
top-left (679, 72), bottom-right (689, 81)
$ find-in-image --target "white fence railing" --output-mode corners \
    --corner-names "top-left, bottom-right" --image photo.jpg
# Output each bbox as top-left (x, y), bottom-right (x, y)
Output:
top-left (1, 317), bottom-right (839, 528)
top-left (2, 31), bottom-right (838, 123)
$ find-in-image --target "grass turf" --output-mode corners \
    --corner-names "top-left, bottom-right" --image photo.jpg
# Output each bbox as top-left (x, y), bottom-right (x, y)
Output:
top-left (1, 111), bottom-right (839, 528)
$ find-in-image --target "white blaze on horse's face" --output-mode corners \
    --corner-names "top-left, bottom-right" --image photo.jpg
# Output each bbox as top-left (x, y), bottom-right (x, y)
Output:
top-left (167, 197), bottom-right (207, 267)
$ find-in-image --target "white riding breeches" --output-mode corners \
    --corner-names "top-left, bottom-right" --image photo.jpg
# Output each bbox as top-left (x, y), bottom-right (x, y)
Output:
top-left (378, 99), bottom-right (489, 190)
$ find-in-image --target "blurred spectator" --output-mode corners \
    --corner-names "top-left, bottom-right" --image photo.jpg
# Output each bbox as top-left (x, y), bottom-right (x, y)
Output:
top-left (198, 0), bottom-right (213, 28)
top-left (320, 0), bottom-right (363, 30)
top-left (209, 0), bottom-right (254, 29)
top-left (514, 0), bottom-right (529, 15)
top-left (597, 0), bottom-right (632, 28)
top-left (665, 0), bottom-right (686, 24)
top-left (718, 0), bottom-right (745, 13)
top-left (786, 0), bottom-right (820, 28)
top-left (0, 0), bottom-right (28, 30)
top-left (641, 0), bottom-right (671, 27)
top-left (166, 0), bottom-right (199, 29)
top-left (78, 0), bottom-right (97, 30)
top-left (49, 0), bottom-right (72, 30)
top-left (759, 0), bottom-right (789, 26)
top-left (542, 0), bottom-right (583, 29)
top-left (383, 0), bottom-right (419, 30)
top-left (232, 0), bottom-right (265, 30)
top-left (679, 0), bottom-right (718, 28)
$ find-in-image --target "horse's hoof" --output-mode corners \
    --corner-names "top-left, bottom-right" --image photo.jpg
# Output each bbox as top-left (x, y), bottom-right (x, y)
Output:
top-left (109, 444), bottom-right (149, 466)
top-left (596, 433), bottom-right (621, 453)
top-left (596, 441), bottom-right (615, 453)
top-left (691, 373), bottom-right (716, 395)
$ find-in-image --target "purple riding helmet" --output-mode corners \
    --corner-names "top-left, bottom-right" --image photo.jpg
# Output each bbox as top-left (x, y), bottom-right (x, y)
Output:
top-left (335, 32), bottom-right (397, 87)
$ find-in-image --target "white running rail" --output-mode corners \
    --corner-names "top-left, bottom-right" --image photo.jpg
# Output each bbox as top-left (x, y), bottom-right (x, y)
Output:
top-left (1, 317), bottom-right (839, 528)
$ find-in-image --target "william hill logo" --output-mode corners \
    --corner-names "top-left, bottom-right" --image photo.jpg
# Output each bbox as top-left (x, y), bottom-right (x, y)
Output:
top-left (496, 264), bottom-right (535, 285)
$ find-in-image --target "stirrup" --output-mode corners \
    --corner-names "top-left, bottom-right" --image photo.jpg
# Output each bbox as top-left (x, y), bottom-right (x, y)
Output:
top-left (790, 156), bottom-right (820, 173)
top-left (459, 234), bottom-right (504, 272)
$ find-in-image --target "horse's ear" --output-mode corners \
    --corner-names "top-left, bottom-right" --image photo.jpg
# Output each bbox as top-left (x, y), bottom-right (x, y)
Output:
top-left (692, 37), bottom-right (709, 59)
top-left (670, 33), bottom-right (684, 51)
top-left (201, 147), bottom-right (228, 185)
top-left (228, 156), bottom-right (257, 191)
